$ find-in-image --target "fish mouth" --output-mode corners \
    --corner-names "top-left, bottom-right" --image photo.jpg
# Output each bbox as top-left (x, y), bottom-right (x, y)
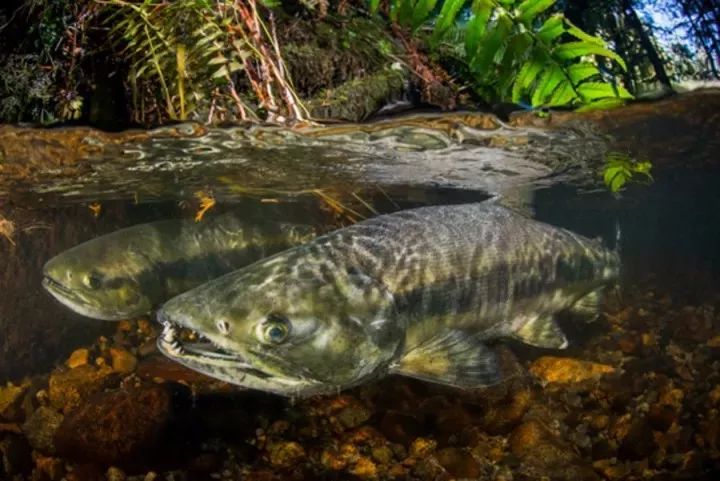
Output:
top-left (42, 275), bottom-right (74, 298)
top-left (42, 275), bottom-right (129, 321)
top-left (157, 320), bottom-right (273, 381)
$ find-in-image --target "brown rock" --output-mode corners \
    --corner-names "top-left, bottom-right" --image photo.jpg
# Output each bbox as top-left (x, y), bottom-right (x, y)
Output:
top-left (33, 455), bottom-right (65, 481)
top-left (54, 386), bottom-right (172, 465)
top-left (22, 406), bottom-right (64, 454)
top-left (434, 447), bottom-right (481, 479)
top-left (509, 419), bottom-right (550, 457)
top-left (370, 445), bottom-right (394, 464)
top-left (0, 382), bottom-right (26, 421)
top-left (307, 395), bottom-right (372, 432)
top-left (378, 411), bottom-right (422, 444)
top-left (618, 418), bottom-right (655, 460)
top-left (106, 466), bottom-right (127, 481)
top-left (109, 348), bottom-right (138, 374)
top-left (66, 348), bottom-right (90, 369)
top-left (510, 419), bottom-right (599, 480)
top-left (529, 356), bottom-right (616, 384)
top-left (481, 386), bottom-right (533, 434)
top-left (648, 404), bottom-right (677, 432)
top-left (48, 364), bottom-right (115, 413)
top-left (593, 459), bottom-right (631, 480)
top-left (409, 437), bottom-right (437, 458)
top-left (0, 434), bottom-right (33, 475)
top-left (268, 441), bottom-right (305, 468)
top-left (64, 463), bottom-right (104, 481)
top-left (350, 456), bottom-right (378, 479)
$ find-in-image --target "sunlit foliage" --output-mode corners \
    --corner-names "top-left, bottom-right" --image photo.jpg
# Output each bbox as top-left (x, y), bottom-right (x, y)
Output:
top-left (372, 0), bottom-right (633, 109)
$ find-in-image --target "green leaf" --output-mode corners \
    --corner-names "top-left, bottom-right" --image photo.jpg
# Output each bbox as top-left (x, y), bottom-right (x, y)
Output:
top-left (575, 97), bottom-right (627, 112)
top-left (212, 64), bottom-right (229, 79)
top-left (531, 64), bottom-right (564, 106)
top-left (432, 0), bottom-right (467, 43)
top-left (577, 82), bottom-right (634, 100)
top-left (603, 165), bottom-right (623, 186)
top-left (536, 14), bottom-right (565, 43)
top-left (518, 0), bottom-right (556, 25)
top-left (567, 62), bottom-right (600, 84)
top-left (547, 81), bottom-right (578, 106)
top-left (554, 41), bottom-right (627, 71)
top-left (369, 0), bottom-right (381, 14)
top-left (564, 18), bottom-right (605, 46)
top-left (411, 0), bottom-right (439, 30)
top-left (512, 57), bottom-right (545, 102)
top-left (609, 171), bottom-right (627, 193)
top-left (464, 0), bottom-right (493, 58)
top-left (470, 13), bottom-right (512, 75)
top-left (397, 0), bottom-right (416, 27)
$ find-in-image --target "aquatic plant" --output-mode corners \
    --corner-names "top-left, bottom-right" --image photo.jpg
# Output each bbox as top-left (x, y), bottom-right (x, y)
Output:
top-left (371, 0), bottom-right (633, 110)
top-left (603, 151), bottom-right (653, 192)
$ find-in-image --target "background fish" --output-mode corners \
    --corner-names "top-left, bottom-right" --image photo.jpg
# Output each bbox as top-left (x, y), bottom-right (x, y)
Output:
top-left (157, 202), bottom-right (620, 397)
top-left (42, 214), bottom-right (318, 320)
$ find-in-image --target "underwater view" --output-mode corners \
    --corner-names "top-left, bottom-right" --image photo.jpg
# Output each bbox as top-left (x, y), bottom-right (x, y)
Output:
top-left (2, 1), bottom-right (720, 480)
top-left (1, 93), bottom-right (719, 480)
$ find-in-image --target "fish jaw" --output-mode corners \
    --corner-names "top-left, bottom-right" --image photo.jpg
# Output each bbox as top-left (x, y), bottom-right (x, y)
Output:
top-left (156, 319), bottom-right (329, 397)
top-left (41, 275), bottom-right (130, 321)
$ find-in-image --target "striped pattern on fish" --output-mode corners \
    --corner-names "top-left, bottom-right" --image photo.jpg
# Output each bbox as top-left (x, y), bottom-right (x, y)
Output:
top-left (157, 202), bottom-right (620, 397)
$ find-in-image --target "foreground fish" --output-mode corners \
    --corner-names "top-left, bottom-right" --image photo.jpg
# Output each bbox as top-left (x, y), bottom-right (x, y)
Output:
top-left (157, 202), bottom-right (620, 397)
top-left (42, 214), bottom-right (318, 320)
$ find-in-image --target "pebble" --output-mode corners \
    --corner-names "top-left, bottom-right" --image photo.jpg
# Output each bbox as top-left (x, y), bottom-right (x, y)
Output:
top-left (529, 356), bottom-right (616, 384)
top-left (110, 347), bottom-right (138, 374)
top-left (268, 441), bottom-right (305, 468)
top-left (65, 348), bottom-right (89, 369)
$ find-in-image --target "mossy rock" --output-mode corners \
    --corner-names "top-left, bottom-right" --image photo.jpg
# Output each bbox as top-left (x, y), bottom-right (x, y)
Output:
top-left (282, 16), bottom-right (400, 98)
top-left (305, 67), bottom-right (408, 122)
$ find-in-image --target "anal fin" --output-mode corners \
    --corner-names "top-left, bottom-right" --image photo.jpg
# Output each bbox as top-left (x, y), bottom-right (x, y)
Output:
top-left (513, 315), bottom-right (568, 349)
top-left (568, 288), bottom-right (604, 322)
top-left (392, 330), bottom-right (501, 388)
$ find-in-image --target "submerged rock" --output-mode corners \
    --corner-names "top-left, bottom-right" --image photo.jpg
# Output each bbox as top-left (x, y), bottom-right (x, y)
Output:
top-left (267, 441), bottom-right (305, 468)
top-left (48, 364), bottom-right (116, 413)
top-left (109, 348), bottom-right (138, 374)
top-left (65, 348), bottom-right (90, 369)
top-left (54, 386), bottom-right (172, 466)
top-left (529, 356), bottom-right (616, 384)
top-left (22, 406), bottom-right (64, 454)
top-left (0, 434), bottom-right (33, 475)
top-left (0, 381), bottom-right (27, 421)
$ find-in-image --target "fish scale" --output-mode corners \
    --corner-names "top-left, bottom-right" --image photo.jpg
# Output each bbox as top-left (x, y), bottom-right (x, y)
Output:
top-left (157, 202), bottom-right (620, 397)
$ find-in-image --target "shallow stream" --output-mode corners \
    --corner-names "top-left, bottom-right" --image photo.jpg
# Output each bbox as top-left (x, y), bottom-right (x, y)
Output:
top-left (1, 94), bottom-right (719, 480)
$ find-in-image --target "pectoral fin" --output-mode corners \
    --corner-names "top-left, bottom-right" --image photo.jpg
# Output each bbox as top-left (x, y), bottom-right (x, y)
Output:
top-left (392, 330), bottom-right (501, 388)
top-left (513, 315), bottom-right (568, 349)
top-left (568, 289), bottom-right (603, 322)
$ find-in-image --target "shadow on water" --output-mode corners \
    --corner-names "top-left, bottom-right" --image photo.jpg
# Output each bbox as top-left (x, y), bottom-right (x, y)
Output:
top-left (1, 98), bottom-right (720, 479)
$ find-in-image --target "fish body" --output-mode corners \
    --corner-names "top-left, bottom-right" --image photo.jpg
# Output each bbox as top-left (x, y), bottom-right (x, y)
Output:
top-left (157, 202), bottom-right (620, 397)
top-left (42, 214), bottom-right (318, 320)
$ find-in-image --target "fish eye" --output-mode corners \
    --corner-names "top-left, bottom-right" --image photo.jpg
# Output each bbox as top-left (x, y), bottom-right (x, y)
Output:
top-left (83, 272), bottom-right (102, 290)
top-left (261, 314), bottom-right (291, 345)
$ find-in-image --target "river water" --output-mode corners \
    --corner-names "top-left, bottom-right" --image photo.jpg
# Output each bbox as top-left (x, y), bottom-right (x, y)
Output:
top-left (0, 96), bottom-right (719, 480)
